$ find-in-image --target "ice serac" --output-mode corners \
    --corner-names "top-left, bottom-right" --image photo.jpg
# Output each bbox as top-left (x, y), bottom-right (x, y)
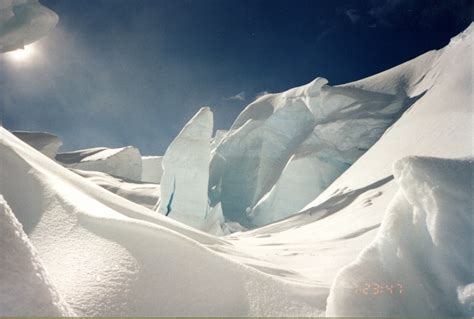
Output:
top-left (157, 107), bottom-right (213, 228)
top-left (56, 146), bottom-right (142, 181)
top-left (0, 0), bottom-right (58, 53)
top-left (12, 131), bottom-right (62, 159)
top-left (210, 73), bottom-right (418, 227)
top-left (0, 196), bottom-right (73, 316)
top-left (326, 157), bottom-right (474, 317)
top-left (141, 155), bottom-right (163, 183)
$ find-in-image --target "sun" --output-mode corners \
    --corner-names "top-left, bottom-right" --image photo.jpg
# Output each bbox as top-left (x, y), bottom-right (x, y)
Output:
top-left (6, 45), bottom-right (35, 62)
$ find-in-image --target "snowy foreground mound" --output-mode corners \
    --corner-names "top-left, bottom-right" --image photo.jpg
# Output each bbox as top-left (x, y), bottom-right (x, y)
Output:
top-left (327, 157), bottom-right (474, 317)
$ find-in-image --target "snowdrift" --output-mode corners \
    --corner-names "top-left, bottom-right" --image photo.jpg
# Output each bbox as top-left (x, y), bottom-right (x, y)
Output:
top-left (0, 127), bottom-right (324, 316)
top-left (326, 157), bottom-right (474, 317)
top-left (0, 196), bottom-right (73, 316)
top-left (56, 146), bottom-right (142, 181)
top-left (0, 0), bottom-right (58, 53)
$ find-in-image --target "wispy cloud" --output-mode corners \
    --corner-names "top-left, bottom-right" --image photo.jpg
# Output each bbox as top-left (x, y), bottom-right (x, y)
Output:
top-left (224, 91), bottom-right (246, 101)
top-left (345, 9), bottom-right (360, 24)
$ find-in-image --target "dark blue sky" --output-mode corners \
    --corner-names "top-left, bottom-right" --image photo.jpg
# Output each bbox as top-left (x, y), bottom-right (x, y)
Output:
top-left (1, 0), bottom-right (472, 154)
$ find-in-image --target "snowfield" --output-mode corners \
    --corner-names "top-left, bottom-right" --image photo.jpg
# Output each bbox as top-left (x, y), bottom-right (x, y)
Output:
top-left (0, 8), bottom-right (472, 317)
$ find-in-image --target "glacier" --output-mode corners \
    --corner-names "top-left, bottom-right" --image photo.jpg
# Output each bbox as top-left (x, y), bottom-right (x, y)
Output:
top-left (210, 75), bottom-right (419, 227)
top-left (0, 6), bottom-right (472, 316)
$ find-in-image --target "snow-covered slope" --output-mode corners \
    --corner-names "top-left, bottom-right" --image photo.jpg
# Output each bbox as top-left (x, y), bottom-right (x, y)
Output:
top-left (12, 131), bottom-right (62, 159)
top-left (56, 146), bottom-right (142, 181)
top-left (0, 196), bottom-right (73, 316)
top-left (326, 156), bottom-right (474, 317)
top-left (0, 0), bottom-right (58, 52)
top-left (0, 127), bottom-right (325, 316)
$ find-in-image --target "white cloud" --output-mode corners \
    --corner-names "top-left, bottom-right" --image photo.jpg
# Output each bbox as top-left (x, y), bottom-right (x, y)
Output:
top-left (224, 91), bottom-right (246, 101)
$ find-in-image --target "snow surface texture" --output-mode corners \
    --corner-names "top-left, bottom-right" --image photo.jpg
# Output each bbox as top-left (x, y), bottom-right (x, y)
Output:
top-left (12, 130), bottom-right (62, 159)
top-left (56, 146), bottom-right (142, 181)
top-left (0, 0), bottom-right (58, 52)
top-left (157, 107), bottom-right (213, 229)
top-left (0, 127), bottom-right (324, 316)
top-left (209, 72), bottom-right (418, 227)
top-left (0, 196), bottom-right (73, 316)
top-left (326, 157), bottom-right (474, 317)
top-left (141, 155), bottom-right (162, 183)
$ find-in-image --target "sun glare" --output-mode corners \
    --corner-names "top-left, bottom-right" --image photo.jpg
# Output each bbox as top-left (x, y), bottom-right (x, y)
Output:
top-left (6, 45), bottom-right (35, 62)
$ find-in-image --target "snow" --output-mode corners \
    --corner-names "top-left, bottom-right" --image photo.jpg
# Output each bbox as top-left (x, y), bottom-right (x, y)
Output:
top-left (326, 156), bottom-right (474, 317)
top-left (0, 196), bottom-right (73, 316)
top-left (141, 155), bottom-right (162, 183)
top-left (72, 169), bottom-right (160, 210)
top-left (56, 146), bottom-right (142, 181)
top-left (0, 127), bottom-right (324, 316)
top-left (157, 107), bottom-right (213, 229)
top-left (12, 130), bottom-right (62, 159)
top-left (210, 70), bottom-right (419, 226)
top-left (0, 15), bottom-right (472, 317)
top-left (0, 0), bottom-right (58, 52)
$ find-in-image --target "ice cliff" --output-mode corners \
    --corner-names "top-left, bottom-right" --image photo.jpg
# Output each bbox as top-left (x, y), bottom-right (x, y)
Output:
top-left (210, 76), bottom-right (418, 227)
top-left (156, 107), bottom-right (213, 229)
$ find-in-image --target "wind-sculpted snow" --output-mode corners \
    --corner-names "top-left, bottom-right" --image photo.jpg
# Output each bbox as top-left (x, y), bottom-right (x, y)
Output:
top-left (157, 107), bottom-right (214, 229)
top-left (0, 127), bottom-right (325, 316)
top-left (12, 131), bottom-right (62, 159)
top-left (326, 157), bottom-right (474, 317)
top-left (0, 196), bottom-right (73, 316)
top-left (56, 146), bottom-right (142, 181)
top-left (210, 76), bottom-right (418, 227)
top-left (0, 0), bottom-right (58, 52)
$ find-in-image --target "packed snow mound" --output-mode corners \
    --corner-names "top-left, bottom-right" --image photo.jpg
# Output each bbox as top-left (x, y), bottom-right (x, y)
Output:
top-left (12, 130), bottom-right (62, 159)
top-left (0, 196), bottom-right (73, 316)
top-left (157, 107), bottom-right (214, 229)
top-left (73, 169), bottom-right (160, 210)
top-left (141, 155), bottom-right (163, 183)
top-left (56, 146), bottom-right (142, 181)
top-left (0, 0), bottom-right (58, 53)
top-left (0, 127), bottom-right (324, 316)
top-left (210, 72), bottom-right (419, 226)
top-left (326, 156), bottom-right (474, 317)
